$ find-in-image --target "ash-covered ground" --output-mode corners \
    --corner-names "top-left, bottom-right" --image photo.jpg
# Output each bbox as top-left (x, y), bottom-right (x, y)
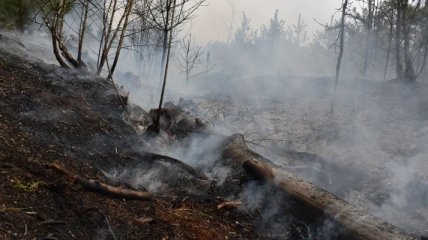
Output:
top-left (169, 78), bottom-right (428, 236)
top-left (1, 30), bottom-right (427, 239)
top-left (123, 71), bottom-right (428, 237)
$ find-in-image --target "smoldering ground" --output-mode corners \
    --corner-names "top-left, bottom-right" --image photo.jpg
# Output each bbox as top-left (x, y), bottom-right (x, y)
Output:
top-left (5, 6), bottom-right (428, 238)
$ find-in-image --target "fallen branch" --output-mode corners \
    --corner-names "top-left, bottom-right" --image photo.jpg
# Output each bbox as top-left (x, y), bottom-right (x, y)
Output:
top-left (49, 161), bottom-right (152, 201)
top-left (217, 201), bottom-right (242, 210)
top-left (221, 134), bottom-right (418, 240)
top-left (136, 152), bottom-right (208, 180)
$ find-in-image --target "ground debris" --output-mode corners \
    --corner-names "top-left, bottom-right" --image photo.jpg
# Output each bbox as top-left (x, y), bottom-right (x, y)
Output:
top-left (0, 48), bottom-right (258, 239)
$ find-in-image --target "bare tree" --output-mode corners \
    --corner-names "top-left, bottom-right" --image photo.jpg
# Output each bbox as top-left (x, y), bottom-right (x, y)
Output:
top-left (105, 0), bottom-right (135, 79)
top-left (154, 0), bottom-right (177, 133)
top-left (96, 0), bottom-right (135, 76)
top-left (177, 34), bottom-right (202, 85)
top-left (147, 0), bottom-right (206, 83)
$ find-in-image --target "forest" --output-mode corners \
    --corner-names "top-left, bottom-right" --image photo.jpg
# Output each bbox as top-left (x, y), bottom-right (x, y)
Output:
top-left (0, 0), bottom-right (428, 239)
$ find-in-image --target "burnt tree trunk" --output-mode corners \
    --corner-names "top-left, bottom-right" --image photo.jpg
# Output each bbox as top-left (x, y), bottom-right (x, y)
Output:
top-left (384, 11), bottom-right (394, 80)
top-left (154, 0), bottom-right (177, 133)
top-left (330, 0), bottom-right (348, 114)
top-left (363, 0), bottom-right (374, 78)
top-left (77, 0), bottom-right (90, 68)
top-left (402, 1), bottom-right (416, 81)
top-left (395, 0), bottom-right (405, 79)
top-left (107, 0), bottom-right (134, 79)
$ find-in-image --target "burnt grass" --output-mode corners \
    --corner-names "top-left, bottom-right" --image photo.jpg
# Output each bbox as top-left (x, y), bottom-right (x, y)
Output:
top-left (0, 49), bottom-right (264, 240)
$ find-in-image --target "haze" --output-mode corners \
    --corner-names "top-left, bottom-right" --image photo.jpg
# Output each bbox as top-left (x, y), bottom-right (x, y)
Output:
top-left (191, 0), bottom-right (341, 43)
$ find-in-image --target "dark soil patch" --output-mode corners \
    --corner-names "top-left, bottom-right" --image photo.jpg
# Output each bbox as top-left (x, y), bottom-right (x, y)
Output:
top-left (0, 49), bottom-right (259, 239)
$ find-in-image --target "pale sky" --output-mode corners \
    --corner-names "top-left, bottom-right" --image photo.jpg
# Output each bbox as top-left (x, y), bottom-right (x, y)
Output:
top-left (189, 0), bottom-right (342, 43)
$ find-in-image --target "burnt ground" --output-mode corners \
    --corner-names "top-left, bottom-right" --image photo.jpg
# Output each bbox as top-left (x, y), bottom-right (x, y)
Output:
top-left (1, 33), bottom-right (426, 239)
top-left (0, 49), bottom-right (264, 239)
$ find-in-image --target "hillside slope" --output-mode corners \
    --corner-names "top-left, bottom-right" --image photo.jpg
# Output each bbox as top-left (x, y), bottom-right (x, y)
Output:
top-left (0, 49), bottom-right (258, 239)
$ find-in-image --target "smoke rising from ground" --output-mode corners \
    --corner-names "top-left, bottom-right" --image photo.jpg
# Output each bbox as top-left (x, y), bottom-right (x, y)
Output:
top-left (3, 1), bottom-right (428, 237)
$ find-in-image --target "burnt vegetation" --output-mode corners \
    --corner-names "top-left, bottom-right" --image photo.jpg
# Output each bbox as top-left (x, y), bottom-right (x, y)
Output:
top-left (0, 0), bottom-right (428, 240)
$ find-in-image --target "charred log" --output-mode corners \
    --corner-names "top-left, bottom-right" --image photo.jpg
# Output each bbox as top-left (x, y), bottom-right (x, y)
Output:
top-left (221, 134), bottom-right (419, 240)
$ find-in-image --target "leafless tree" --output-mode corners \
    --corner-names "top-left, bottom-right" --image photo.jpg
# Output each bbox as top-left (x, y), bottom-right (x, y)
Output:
top-left (154, 0), bottom-right (177, 133)
top-left (177, 34), bottom-right (202, 85)
top-left (146, 0), bottom-right (206, 82)
top-left (105, 0), bottom-right (135, 79)
top-left (96, 0), bottom-right (135, 76)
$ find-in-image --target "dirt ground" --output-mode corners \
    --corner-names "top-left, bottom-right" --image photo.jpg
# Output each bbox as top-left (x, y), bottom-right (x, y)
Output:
top-left (0, 49), bottom-right (263, 240)
top-left (1, 31), bottom-right (427, 239)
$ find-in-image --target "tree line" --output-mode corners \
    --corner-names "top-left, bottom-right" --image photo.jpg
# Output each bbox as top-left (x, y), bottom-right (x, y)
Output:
top-left (0, 0), bottom-right (206, 132)
top-left (203, 0), bottom-right (427, 84)
top-left (0, 1), bottom-right (428, 117)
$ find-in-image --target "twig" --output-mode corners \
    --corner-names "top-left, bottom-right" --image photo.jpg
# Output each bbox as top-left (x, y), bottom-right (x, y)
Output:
top-left (104, 215), bottom-right (118, 240)
top-left (217, 201), bottom-right (242, 210)
top-left (81, 93), bottom-right (90, 107)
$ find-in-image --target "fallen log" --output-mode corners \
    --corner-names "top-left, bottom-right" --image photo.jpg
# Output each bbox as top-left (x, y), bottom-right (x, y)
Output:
top-left (222, 134), bottom-right (419, 240)
top-left (50, 161), bottom-right (152, 201)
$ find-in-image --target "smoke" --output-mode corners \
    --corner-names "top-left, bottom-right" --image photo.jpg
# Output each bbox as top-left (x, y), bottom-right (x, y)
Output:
top-left (238, 182), bottom-right (292, 238)
top-left (2, 1), bottom-right (428, 237)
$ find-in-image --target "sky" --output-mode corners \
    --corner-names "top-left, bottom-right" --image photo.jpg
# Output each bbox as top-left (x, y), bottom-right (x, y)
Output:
top-left (189, 0), bottom-right (342, 43)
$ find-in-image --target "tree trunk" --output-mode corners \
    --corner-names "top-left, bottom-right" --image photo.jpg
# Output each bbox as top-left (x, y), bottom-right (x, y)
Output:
top-left (154, 0), bottom-right (177, 133)
top-left (107, 0), bottom-right (134, 79)
top-left (51, 27), bottom-right (70, 68)
top-left (330, 0), bottom-right (348, 114)
top-left (157, 29), bottom-right (168, 91)
top-left (77, 0), bottom-right (89, 68)
top-left (395, 1), bottom-right (404, 79)
top-left (97, 0), bottom-right (118, 75)
top-left (416, 43), bottom-right (428, 77)
top-left (384, 11), bottom-right (394, 80)
top-left (157, 0), bottom-right (171, 92)
top-left (402, 1), bottom-right (416, 81)
top-left (363, 0), bottom-right (373, 78)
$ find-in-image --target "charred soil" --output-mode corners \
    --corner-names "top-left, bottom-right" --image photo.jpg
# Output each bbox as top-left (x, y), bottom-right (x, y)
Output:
top-left (0, 49), bottom-right (259, 240)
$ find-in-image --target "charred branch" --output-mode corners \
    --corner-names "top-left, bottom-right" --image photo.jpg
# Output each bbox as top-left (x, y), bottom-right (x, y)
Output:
top-left (50, 161), bottom-right (153, 201)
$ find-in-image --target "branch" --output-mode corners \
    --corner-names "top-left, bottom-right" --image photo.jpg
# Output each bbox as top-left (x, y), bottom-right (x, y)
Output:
top-left (49, 161), bottom-right (153, 201)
